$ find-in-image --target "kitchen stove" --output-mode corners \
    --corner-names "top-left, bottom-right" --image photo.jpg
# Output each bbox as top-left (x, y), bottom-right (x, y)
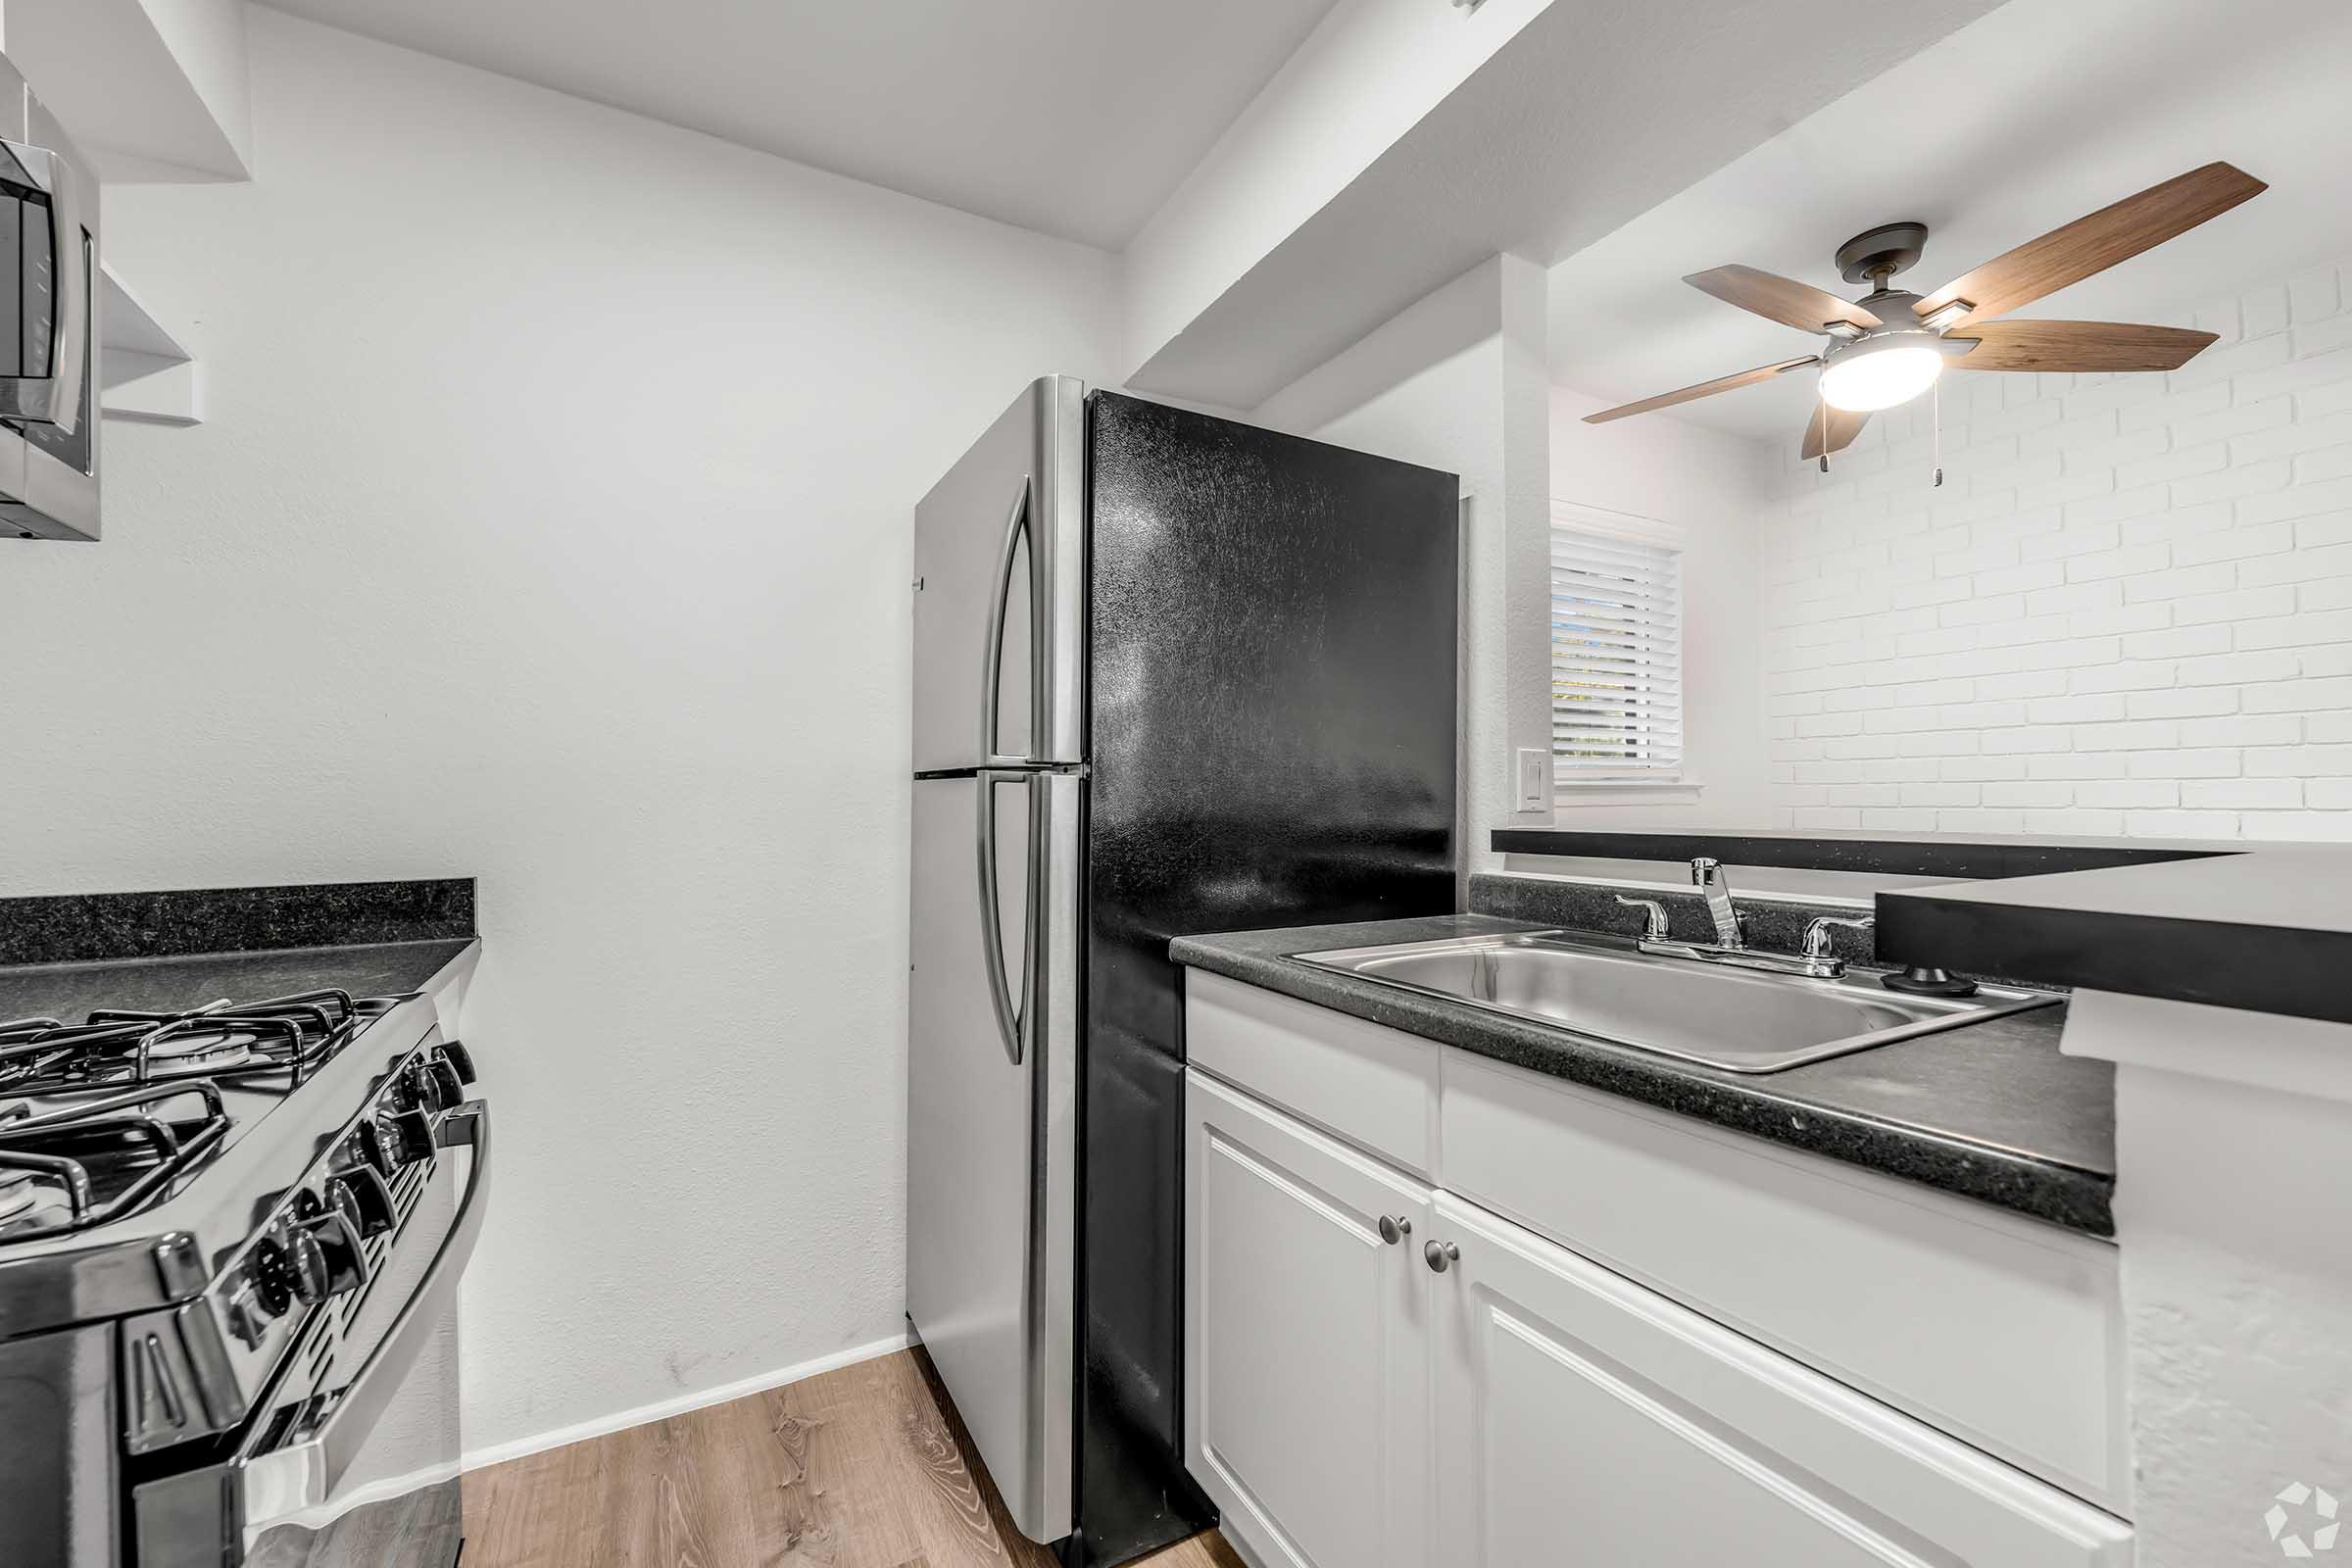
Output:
top-left (0, 980), bottom-right (490, 1567)
top-left (0, 992), bottom-right (403, 1244)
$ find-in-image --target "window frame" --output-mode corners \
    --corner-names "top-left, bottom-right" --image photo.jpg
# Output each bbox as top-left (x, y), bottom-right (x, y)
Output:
top-left (1547, 499), bottom-right (1690, 790)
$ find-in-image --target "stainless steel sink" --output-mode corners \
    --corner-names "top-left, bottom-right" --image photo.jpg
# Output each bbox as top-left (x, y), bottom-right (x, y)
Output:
top-left (1292, 930), bottom-right (2059, 1073)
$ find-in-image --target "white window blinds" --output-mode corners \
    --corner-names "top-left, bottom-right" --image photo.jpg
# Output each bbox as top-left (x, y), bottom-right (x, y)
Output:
top-left (1550, 506), bottom-right (1685, 775)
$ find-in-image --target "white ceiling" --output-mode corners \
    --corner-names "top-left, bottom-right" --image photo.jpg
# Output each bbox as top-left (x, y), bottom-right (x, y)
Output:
top-left (254, 0), bottom-right (1340, 250)
top-left (1547, 0), bottom-right (2352, 447)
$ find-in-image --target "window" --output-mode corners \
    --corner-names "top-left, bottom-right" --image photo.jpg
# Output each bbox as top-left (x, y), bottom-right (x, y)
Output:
top-left (1550, 504), bottom-right (1684, 778)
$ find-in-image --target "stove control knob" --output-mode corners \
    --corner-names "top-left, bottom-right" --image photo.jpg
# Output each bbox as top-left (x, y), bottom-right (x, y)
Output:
top-left (352, 1117), bottom-right (397, 1178)
top-left (384, 1106), bottom-right (437, 1166)
top-left (224, 1282), bottom-right (274, 1348)
top-left (327, 1166), bottom-right (397, 1240)
top-left (436, 1041), bottom-right (477, 1085)
top-left (284, 1228), bottom-right (332, 1306)
top-left (420, 1059), bottom-right (464, 1112)
top-left (240, 1239), bottom-right (296, 1328)
top-left (294, 1210), bottom-right (369, 1298)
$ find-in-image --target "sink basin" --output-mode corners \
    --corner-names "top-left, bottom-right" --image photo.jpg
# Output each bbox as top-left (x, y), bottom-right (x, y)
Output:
top-left (1291, 930), bottom-right (2059, 1073)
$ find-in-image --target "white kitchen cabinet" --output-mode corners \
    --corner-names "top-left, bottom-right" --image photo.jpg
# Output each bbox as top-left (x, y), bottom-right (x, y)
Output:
top-left (1443, 1048), bottom-right (2129, 1508)
top-left (1426, 1192), bottom-right (2133, 1567)
top-left (1184, 1070), bottom-right (1433, 1568)
top-left (1181, 971), bottom-right (2137, 1568)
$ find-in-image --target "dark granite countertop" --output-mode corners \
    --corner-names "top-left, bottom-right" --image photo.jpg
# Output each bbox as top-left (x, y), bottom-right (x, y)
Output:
top-left (1170, 914), bottom-right (2114, 1237)
top-left (0, 939), bottom-right (477, 1025)
top-left (1878, 852), bottom-right (2352, 1026)
top-left (0, 879), bottom-right (474, 968)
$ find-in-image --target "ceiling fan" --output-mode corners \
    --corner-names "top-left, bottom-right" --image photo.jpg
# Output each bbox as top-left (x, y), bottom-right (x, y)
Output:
top-left (1583, 162), bottom-right (2268, 465)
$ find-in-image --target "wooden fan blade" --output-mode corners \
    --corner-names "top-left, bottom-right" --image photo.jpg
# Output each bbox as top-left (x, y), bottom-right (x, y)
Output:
top-left (1686, 267), bottom-right (1882, 333)
top-left (1914, 163), bottom-right (2266, 324)
top-left (1799, 405), bottom-right (1870, 462)
top-left (1582, 356), bottom-right (1820, 423)
top-left (1943, 319), bottom-right (2219, 373)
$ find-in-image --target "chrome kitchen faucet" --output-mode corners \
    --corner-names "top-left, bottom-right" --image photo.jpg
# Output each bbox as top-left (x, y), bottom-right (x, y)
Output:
top-left (1613, 858), bottom-right (1869, 981)
top-left (1690, 857), bottom-right (1743, 948)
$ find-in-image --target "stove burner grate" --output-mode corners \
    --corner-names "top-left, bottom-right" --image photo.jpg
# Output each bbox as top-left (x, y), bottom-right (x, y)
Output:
top-left (0, 1081), bottom-right (232, 1238)
top-left (0, 990), bottom-right (376, 1096)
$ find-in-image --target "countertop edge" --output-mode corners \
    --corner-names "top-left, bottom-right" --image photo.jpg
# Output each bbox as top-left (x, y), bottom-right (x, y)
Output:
top-left (1171, 920), bottom-right (2113, 1238)
top-left (0, 935), bottom-right (484, 1027)
top-left (1879, 876), bottom-right (2352, 1028)
top-left (1490, 827), bottom-right (2228, 879)
top-left (0, 878), bottom-right (478, 968)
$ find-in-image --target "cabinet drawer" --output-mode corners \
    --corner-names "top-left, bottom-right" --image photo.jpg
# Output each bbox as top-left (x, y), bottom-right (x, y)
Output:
top-left (1432, 1193), bottom-right (2132, 1567)
top-left (1185, 972), bottom-right (1442, 1178)
top-left (1442, 1050), bottom-right (2130, 1512)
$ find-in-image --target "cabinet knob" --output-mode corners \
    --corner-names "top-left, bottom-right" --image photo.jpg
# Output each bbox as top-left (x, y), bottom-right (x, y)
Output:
top-left (1377, 1214), bottom-right (1412, 1245)
top-left (1424, 1240), bottom-right (1460, 1273)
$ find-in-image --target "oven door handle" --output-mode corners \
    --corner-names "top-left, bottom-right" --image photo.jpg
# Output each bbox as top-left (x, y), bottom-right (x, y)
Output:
top-left (0, 137), bottom-right (88, 433)
top-left (241, 1100), bottom-right (491, 1501)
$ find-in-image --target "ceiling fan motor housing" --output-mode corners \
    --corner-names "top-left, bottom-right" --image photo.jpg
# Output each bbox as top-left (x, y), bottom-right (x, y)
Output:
top-left (1820, 288), bottom-right (1941, 355)
top-left (1836, 220), bottom-right (1931, 283)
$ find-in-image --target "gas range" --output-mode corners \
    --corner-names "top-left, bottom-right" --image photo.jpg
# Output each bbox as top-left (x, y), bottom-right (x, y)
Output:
top-left (0, 981), bottom-right (489, 1567)
top-left (0, 991), bottom-right (414, 1242)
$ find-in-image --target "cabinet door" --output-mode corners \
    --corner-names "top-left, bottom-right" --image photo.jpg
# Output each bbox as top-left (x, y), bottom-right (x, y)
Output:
top-left (1429, 1194), bottom-right (2133, 1568)
top-left (1185, 1069), bottom-right (1434, 1568)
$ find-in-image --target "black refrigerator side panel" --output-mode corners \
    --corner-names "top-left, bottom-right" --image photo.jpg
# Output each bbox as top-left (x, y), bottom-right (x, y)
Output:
top-left (1073, 391), bottom-right (1458, 1566)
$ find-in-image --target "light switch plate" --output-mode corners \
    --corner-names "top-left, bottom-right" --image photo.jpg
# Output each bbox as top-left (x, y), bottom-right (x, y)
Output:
top-left (1514, 748), bottom-right (1549, 812)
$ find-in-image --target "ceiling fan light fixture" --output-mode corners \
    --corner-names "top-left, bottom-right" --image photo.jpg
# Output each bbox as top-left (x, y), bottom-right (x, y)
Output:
top-left (1586, 165), bottom-right (2264, 453)
top-left (1818, 340), bottom-right (1944, 413)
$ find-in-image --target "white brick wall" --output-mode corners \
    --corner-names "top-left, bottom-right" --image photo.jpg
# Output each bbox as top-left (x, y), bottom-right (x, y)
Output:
top-left (1759, 257), bottom-right (2352, 840)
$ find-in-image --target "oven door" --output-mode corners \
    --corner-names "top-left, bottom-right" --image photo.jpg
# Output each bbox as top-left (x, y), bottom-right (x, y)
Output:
top-left (133, 1102), bottom-right (490, 1568)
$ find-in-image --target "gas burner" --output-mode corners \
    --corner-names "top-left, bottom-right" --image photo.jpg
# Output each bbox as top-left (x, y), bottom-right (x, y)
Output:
top-left (143, 1028), bottom-right (266, 1069)
top-left (0, 990), bottom-right (385, 1097)
top-left (0, 1081), bottom-right (232, 1239)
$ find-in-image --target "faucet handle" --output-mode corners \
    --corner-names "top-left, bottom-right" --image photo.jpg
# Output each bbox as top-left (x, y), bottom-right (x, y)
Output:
top-left (1689, 857), bottom-right (1722, 885)
top-left (1802, 914), bottom-right (1876, 963)
top-left (1614, 894), bottom-right (1671, 942)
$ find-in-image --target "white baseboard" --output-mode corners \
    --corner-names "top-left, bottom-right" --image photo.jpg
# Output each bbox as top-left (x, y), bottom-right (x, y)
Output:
top-left (304, 1328), bottom-right (917, 1526)
top-left (461, 1329), bottom-right (915, 1473)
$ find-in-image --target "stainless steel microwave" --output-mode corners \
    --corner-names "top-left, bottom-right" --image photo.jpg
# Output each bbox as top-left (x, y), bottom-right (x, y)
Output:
top-left (0, 52), bottom-right (96, 542)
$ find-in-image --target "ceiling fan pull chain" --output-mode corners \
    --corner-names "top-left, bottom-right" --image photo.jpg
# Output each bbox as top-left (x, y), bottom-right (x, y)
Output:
top-left (1817, 401), bottom-right (1830, 474)
top-left (1932, 377), bottom-right (1944, 489)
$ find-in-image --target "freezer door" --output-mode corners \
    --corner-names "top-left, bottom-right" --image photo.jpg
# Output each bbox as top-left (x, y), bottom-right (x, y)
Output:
top-left (911, 376), bottom-right (1087, 771)
top-left (906, 769), bottom-right (1079, 1544)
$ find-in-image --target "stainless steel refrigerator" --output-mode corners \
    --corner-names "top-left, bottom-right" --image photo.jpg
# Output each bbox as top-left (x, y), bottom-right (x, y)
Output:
top-left (907, 377), bottom-right (1458, 1566)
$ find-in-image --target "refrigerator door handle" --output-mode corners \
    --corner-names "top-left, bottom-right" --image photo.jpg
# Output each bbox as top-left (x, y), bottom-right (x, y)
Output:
top-left (981, 476), bottom-right (1038, 766)
top-left (974, 768), bottom-right (1041, 1066)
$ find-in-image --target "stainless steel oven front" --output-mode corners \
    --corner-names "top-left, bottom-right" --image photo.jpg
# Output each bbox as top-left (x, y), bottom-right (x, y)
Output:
top-left (133, 1075), bottom-right (491, 1568)
top-left (0, 49), bottom-right (98, 543)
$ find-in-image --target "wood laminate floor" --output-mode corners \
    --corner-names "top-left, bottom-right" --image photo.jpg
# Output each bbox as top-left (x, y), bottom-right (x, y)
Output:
top-left (461, 1347), bottom-right (1245, 1568)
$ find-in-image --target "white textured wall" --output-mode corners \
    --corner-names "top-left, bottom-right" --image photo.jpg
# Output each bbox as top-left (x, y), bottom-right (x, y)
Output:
top-left (1759, 257), bottom-right (2352, 839)
top-left (1549, 387), bottom-right (1778, 828)
top-left (2063, 992), bottom-right (2352, 1568)
top-left (0, 8), bottom-right (1116, 1456)
top-left (1121, 0), bottom-right (1555, 381)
